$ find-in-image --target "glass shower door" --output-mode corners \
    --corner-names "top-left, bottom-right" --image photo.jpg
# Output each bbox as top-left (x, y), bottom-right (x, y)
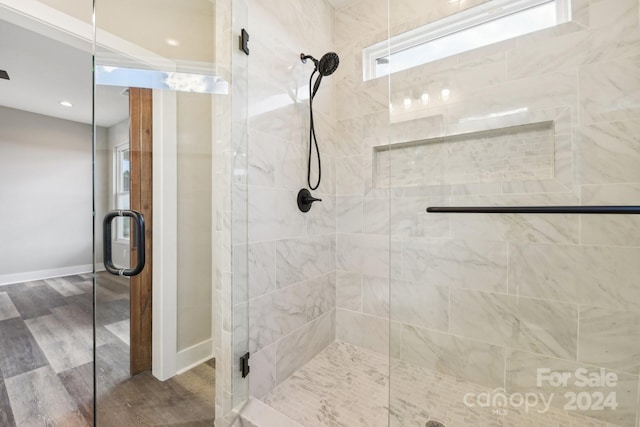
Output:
top-left (387, 0), bottom-right (640, 426)
top-left (0, 5), bottom-right (94, 426)
top-left (92, 1), bottom-right (249, 424)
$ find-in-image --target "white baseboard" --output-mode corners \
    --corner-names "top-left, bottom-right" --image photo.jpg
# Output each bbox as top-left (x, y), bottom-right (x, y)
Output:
top-left (176, 339), bottom-right (214, 375)
top-left (0, 263), bottom-right (105, 286)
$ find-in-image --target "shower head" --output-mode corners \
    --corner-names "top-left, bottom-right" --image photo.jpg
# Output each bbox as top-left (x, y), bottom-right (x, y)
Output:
top-left (317, 52), bottom-right (339, 76)
top-left (301, 52), bottom-right (340, 98)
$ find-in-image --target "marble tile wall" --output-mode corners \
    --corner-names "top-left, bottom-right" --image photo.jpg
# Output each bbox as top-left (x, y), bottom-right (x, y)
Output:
top-left (214, 0), bottom-right (252, 422)
top-left (334, 0), bottom-right (640, 425)
top-left (242, 0), bottom-right (337, 402)
top-left (375, 123), bottom-right (555, 187)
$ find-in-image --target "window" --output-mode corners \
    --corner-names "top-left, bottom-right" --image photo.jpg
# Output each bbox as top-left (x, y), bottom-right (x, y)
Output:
top-left (115, 143), bottom-right (130, 241)
top-left (363, 0), bottom-right (572, 80)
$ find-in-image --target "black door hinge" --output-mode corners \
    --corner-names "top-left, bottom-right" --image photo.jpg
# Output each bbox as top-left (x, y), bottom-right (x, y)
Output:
top-left (240, 29), bottom-right (250, 55)
top-left (240, 352), bottom-right (250, 378)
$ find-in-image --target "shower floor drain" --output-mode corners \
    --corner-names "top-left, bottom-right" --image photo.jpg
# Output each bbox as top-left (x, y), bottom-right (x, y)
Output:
top-left (426, 421), bottom-right (446, 427)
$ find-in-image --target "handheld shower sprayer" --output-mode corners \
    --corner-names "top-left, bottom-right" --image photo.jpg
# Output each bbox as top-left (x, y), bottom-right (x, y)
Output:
top-left (299, 51), bottom-right (340, 199)
top-left (300, 52), bottom-right (340, 99)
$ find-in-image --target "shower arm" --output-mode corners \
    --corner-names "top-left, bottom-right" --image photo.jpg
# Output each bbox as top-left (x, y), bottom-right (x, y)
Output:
top-left (426, 206), bottom-right (640, 214)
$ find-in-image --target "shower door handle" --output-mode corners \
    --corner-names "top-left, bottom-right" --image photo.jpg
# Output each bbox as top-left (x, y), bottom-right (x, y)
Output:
top-left (103, 210), bottom-right (146, 276)
top-left (426, 206), bottom-right (640, 214)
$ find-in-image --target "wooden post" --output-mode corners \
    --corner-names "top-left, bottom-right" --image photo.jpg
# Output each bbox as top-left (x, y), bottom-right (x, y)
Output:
top-left (129, 87), bottom-right (153, 375)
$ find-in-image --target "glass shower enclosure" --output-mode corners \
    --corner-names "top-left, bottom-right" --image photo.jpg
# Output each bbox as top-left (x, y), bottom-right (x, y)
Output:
top-left (2, 0), bottom-right (639, 426)
top-left (385, 0), bottom-right (640, 425)
top-left (92, 2), bottom-right (210, 425)
top-left (1, 0), bottom-right (247, 424)
top-left (92, 0), bottom-right (249, 425)
top-left (234, 0), bottom-right (640, 426)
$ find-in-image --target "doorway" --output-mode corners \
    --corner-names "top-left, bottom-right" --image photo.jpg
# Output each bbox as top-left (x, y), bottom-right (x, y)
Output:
top-left (0, 0), bottom-right (221, 424)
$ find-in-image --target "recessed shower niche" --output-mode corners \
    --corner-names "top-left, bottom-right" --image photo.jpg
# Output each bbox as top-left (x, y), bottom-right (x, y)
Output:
top-left (374, 121), bottom-right (556, 189)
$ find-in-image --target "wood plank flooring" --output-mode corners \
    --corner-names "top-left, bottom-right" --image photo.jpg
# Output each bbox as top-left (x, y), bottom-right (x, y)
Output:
top-left (0, 273), bottom-right (215, 426)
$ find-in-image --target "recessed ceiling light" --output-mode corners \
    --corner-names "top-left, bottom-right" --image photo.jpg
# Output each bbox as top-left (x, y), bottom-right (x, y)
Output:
top-left (165, 38), bottom-right (180, 47)
top-left (59, 101), bottom-right (73, 107)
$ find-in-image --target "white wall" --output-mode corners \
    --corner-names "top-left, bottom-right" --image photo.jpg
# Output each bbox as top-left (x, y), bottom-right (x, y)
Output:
top-left (95, 120), bottom-right (109, 268)
top-left (0, 106), bottom-right (106, 284)
top-left (176, 92), bottom-right (213, 352)
top-left (105, 118), bottom-right (130, 268)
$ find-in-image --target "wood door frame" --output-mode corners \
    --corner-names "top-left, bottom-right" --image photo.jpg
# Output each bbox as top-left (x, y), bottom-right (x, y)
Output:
top-left (129, 87), bottom-right (153, 375)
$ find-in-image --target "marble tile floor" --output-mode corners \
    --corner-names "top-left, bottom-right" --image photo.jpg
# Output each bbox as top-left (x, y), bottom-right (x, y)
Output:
top-left (0, 273), bottom-right (215, 426)
top-left (262, 341), bottom-right (622, 427)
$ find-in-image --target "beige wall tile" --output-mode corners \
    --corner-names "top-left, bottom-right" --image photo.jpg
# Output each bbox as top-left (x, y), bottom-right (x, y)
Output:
top-left (506, 350), bottom-right (639, 426)
top-left (337, 195), bottom-right (364, 233)
top-left (400, 324), bottom-right (504, 389)
top-left (401, 238), bottom-right (508, 292)
top-left (449, 194), bottom-right (580, 244)
top-left (362, 275), bottom-right (389, 318)
top-left (579, 306), bottom-right (640, 375)
top-left (336, 270), bottom-right (361, 311)
top-left (390, 280), bottom-right (448, 331)
top-left (337, 233), bottom-right (390, 278)
top-left (576, 120), bottom-right (640, 184)
top-left (509, 242), bottom-right (640, 310)
top-left (450, 289), bottom-right (578, 359)
top-left (276, 234), bottom-right (335, 288)
top-left (336, 308), bottom-right (389, 354)
top-left (580, 183), bottom-right (640, 247)
top-left (275, 311), bottom-right (335, 384)
top-left (580, 55), bottom-right (640, 125)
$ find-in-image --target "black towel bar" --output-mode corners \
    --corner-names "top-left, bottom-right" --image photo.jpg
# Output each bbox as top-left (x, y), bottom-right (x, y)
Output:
top-left (426, 206), bottom-right (640, 214)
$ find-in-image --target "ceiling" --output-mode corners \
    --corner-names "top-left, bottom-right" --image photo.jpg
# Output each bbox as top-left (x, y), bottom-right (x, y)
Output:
top-left (0, 0), bottom-right (356, 128)
top-left (326, 0), bottom-right (360, 10)
top-left (0, 20), bottom-right (128, 128)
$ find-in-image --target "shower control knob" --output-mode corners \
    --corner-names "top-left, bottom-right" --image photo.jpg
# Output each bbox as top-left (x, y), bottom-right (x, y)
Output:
top-left (297, 188), bottom-right (322, 213)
